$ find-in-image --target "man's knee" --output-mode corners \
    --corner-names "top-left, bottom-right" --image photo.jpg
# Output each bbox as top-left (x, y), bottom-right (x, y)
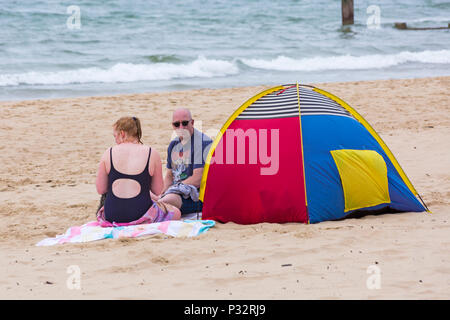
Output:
top-left (160, 193), bottom-right (182, 208)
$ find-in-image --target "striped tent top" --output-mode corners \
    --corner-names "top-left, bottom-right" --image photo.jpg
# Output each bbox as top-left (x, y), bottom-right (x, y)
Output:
top-left (236, 84), bottom-right (354, 120)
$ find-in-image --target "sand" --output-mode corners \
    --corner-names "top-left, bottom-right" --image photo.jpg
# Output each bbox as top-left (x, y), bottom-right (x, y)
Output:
top-left (0, 76), bottom-right (449, 300)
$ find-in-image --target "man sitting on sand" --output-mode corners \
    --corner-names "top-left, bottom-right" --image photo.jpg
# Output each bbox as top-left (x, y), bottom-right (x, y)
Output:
top-left (156, 108), bottom-right (212, 216)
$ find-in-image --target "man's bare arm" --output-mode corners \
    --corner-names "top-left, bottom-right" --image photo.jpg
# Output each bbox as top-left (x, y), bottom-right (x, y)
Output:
top-left (180, 168), bottom-right (203, 189)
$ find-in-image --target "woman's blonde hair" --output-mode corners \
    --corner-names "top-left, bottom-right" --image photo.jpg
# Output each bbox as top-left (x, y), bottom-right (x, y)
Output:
top-left (113, 116), bottom-right (143, 144)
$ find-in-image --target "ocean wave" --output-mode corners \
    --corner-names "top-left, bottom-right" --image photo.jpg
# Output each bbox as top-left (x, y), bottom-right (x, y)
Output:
top-left (382, 16), bottom-right (450, 24)
top-left (411, 16), bottom-right (450, 23)
top-left (0, 56), bottom-right (239, 86)
top-left (240, 50), bottom-right (450, 71)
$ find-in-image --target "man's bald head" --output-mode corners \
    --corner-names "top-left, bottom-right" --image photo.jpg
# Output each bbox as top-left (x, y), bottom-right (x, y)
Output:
top-left (172, 108), bottom-right (192, 121)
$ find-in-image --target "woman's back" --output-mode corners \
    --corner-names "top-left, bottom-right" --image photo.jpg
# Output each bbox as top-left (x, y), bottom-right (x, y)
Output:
top-left (104, 144), bottom-right (153, 223)
top-left (95, 116), bottom-right (165, 223)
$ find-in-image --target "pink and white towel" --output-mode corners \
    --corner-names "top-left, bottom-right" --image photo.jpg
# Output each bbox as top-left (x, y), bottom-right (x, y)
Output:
top-left (36, 218), bottom-right (214, 246)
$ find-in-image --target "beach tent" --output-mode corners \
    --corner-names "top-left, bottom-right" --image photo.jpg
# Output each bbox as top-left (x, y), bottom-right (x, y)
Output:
top-left (199, 83), bottom-right (428, 224)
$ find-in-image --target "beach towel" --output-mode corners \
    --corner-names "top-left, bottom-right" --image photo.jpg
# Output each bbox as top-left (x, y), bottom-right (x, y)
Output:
top-left (36, 200), bottom-right (213, 246)
top-left (36, 218), bottom-right (214, 246)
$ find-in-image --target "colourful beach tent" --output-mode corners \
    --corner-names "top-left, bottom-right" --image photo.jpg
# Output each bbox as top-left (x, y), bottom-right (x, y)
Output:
top-left (199, 83), bottom-right (428, 224)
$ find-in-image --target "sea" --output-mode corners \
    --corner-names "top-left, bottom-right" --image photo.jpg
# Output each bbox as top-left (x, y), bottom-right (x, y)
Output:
top-left (0, 0), bottom-right (449, 101)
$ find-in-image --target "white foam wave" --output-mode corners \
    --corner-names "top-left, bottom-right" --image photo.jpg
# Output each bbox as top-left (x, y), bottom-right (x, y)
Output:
top-left (412, 16), bottom-right (450, 23)
top-left (241, 50), bottom-right (450, 72)
top-left (383, 16), bottom-right (450, 24)
top-left (0, 56), bottom-right (239, 86)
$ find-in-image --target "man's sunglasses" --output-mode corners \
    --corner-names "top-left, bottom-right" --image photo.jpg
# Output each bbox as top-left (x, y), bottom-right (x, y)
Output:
top-left (172, 120), bottom-right (191, 128)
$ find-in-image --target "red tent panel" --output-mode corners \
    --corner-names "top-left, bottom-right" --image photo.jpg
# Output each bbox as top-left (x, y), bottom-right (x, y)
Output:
top-left (202, 116), bottom-right (308, 224)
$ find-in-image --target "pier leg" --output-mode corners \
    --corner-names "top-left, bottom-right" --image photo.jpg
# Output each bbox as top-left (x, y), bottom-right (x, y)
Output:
top-left (342, 0), bottom-right (354, 25)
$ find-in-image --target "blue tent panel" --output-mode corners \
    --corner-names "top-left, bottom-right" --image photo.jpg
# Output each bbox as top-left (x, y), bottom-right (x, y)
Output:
top-left (301, 115), bottom-right (425, 223)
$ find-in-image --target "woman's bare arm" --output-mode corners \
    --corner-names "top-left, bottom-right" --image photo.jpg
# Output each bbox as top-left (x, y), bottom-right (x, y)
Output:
top-left (95, 149), bottom-right (109, 194)
top-left (149, 149), bottom-right (164, 196)
top-left (163, 169), bottom-right (174, 193)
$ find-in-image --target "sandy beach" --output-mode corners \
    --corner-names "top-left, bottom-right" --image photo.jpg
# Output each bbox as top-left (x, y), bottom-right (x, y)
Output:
top-left (0, 76), bottom-right (449, 300)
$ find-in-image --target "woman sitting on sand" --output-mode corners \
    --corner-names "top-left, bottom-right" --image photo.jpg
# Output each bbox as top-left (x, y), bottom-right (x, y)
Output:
top-left (95, 116), bottom-right (181, 226)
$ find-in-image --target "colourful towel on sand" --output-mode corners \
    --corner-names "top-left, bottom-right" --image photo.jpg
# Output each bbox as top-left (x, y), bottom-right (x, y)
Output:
top-left (36, 219), bottom-right (215, 246)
